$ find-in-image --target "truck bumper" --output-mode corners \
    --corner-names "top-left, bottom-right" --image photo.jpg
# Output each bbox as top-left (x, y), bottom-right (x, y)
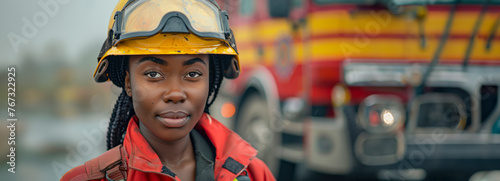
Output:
top-left (305, 116), bottom-right (500, 177)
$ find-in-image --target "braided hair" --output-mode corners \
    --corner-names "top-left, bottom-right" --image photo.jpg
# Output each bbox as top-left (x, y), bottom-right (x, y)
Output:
top-left (106, 55), bottom-right (225, 150)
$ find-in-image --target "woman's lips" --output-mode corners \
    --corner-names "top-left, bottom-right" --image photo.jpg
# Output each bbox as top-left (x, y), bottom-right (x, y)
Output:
top-left (156, 111), bottom-right (190, 128)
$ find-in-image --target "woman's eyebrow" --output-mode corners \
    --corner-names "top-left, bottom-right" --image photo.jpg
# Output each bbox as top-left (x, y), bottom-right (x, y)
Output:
top-left (183, 58), bottom-right (207, 66)
top-left (137, 57), bottom-right (167, 65)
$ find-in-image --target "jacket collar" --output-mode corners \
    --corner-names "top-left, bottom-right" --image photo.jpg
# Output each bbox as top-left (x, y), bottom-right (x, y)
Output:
top-left (122, 113), bottom-right (258, 178)
top-left (195, 114), bottom-right (258, 178)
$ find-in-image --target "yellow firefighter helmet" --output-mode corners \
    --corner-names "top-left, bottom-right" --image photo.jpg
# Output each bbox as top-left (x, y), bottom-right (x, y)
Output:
top-left (94, 0), bottom-right (240, 82)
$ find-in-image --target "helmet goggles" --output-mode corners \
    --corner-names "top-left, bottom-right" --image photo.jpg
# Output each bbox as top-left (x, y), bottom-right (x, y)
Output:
top-left (113, 0), bottom-right (231, 45)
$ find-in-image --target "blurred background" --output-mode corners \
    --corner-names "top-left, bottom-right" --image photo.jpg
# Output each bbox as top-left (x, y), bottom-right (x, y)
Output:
top-left (1, 0), bottom-right (500, 181)
top-left (0, 1), bottom-right (118, 180)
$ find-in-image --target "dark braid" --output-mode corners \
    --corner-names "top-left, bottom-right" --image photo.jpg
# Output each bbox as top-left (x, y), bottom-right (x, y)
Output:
top-left (106, 56), bottom-right (135, 150)
top-left (106, 91), bottom-right (134, 149)
top-left (204, 55), bottom-right (224, 113)
top-left (106, 55), bottom-right (225, 150)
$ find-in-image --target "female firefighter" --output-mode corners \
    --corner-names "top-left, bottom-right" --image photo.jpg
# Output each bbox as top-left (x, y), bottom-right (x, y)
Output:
top-left (60, 0), bottom-right (275, 180)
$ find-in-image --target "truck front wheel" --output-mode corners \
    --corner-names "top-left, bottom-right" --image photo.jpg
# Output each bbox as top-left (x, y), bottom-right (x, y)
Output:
top-left (236, 93), bottom-right (281, 175)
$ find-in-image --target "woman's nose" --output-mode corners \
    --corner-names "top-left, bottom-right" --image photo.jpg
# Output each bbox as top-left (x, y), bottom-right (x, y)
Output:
top-left (163, 82), bottom-right (186, 104)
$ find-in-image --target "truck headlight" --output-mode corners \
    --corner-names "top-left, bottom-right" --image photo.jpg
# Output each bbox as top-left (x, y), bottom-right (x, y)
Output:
top-left (358, 95), bottom-right (405, 133)
top-left (381, 109), bottom-right (395, 126)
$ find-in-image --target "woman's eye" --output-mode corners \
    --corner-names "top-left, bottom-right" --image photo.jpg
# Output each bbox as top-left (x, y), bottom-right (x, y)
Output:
top-left (146, 72), bottom-right (161, 78)
top-left (186, 71), bottom-right (201, 78)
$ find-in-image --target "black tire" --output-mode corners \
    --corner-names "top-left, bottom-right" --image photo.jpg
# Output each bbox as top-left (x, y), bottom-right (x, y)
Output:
top-left (236, 93), bottom-right (282, 176)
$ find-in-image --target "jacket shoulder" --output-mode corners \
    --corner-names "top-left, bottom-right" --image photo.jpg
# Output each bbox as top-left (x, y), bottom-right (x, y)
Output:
top-left (61, 145), bottom-right (124, 181)
top-left (60, 164), bottom-right (102, 181)
top-left (246, 157), bottom-right (276, 181)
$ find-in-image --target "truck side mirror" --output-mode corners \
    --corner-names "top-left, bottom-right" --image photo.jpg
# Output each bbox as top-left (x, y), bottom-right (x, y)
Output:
top-left (269, 0), bottom-right (291, 18)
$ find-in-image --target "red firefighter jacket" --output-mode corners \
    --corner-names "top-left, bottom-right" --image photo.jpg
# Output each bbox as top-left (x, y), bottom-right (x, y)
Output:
top-left (61, 113), bottom-right (275, 181)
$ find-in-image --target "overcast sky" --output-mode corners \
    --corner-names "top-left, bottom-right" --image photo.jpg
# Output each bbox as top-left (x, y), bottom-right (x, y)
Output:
top-left (0, 0), bottom-right (118, 67)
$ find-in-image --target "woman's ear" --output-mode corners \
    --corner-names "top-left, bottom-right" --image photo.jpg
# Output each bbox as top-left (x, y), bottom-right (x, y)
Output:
top-left (125, 71), bottom-right (132, 97)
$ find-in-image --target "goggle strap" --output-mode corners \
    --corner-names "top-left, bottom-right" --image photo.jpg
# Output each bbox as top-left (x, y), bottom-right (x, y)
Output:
top-left (221, 11), bottom-right (231, 39)
top-left (228, 28), bottom-right (238, 54)
top-left (113, 11), bottom-right (123, 40)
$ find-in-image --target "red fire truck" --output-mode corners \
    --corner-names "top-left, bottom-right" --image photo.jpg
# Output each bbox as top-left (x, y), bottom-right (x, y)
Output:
top-left (211, 0), bottom-right (500, 179)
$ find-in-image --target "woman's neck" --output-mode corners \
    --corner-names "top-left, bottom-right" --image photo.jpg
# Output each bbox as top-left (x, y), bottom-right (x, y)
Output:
top-left (138, 121), bottom-right (195, 168)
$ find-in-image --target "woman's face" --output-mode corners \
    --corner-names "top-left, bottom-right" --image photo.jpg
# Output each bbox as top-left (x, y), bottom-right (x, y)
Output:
top-left (125, 54), bottom-right (209, 142)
